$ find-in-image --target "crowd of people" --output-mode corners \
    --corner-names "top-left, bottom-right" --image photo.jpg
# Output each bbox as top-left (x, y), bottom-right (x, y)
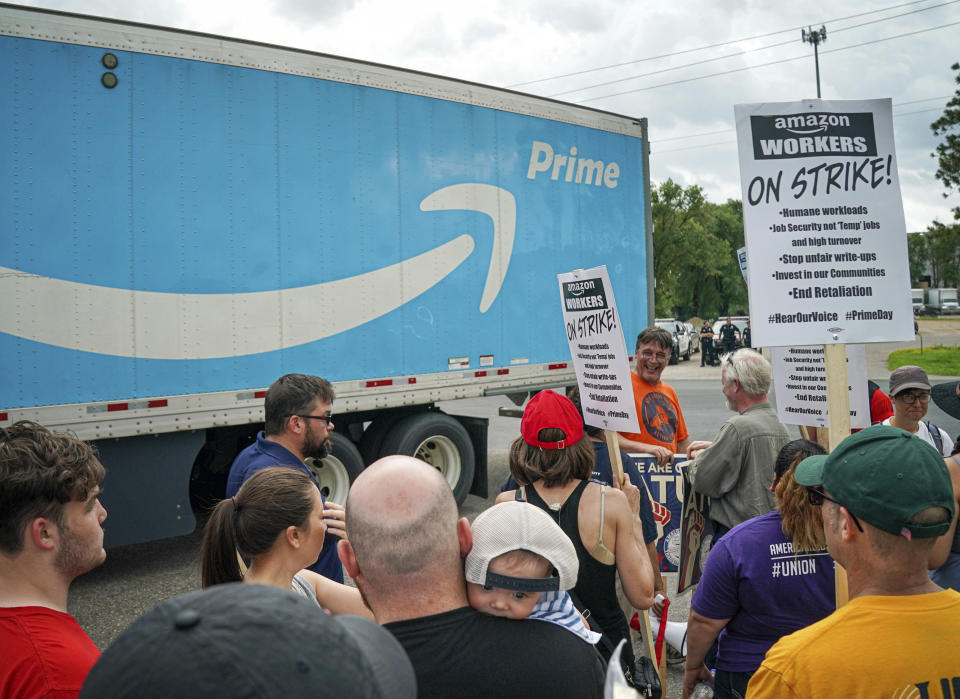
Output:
top-left (2, 339), bottom-right (959, 698)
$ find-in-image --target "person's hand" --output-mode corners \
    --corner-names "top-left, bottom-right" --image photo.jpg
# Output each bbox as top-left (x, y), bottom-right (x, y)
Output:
top-left (686, 440), bottom-right (712, 458)
top-left (682, 664), bottom-right (714, 698)
top-left (618, 474), bottom-right (641, 516)
top-left (650, 444), bottom-right (674, 467)
top-left (651, 592), bottom-right (667, 617)
top-left (323, 500), bottom-right (347, 540)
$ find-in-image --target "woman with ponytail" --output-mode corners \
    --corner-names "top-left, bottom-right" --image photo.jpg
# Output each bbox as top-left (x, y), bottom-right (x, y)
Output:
top-left (682, 439), bottom-right (835, 699)
top-left (201, 467), bottom-right (370, 617)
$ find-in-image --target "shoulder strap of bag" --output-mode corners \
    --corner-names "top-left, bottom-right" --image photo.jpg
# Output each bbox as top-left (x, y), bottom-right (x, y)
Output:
top-left (926, 421), bottom-right (944, 454)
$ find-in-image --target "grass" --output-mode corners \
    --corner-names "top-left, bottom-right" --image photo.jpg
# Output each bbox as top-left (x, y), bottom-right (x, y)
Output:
top-left (888, 346), bottom-right (960, 376)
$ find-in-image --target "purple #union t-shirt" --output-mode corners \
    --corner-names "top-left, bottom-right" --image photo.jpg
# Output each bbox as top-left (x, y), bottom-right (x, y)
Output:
top-left (691, 510), bottom-right (835, 672)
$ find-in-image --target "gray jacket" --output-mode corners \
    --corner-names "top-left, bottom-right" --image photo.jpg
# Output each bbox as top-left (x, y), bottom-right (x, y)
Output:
top-left (686, 401), bottom-right (791, 530)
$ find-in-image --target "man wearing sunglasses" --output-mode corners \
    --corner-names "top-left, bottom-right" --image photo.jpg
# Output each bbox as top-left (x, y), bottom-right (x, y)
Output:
top-left (225, 373), bottom-right (345, 582)
top-left (748, 426), bottom-right (960, 697)
top-left (882, 365), bottom-right (954, 457)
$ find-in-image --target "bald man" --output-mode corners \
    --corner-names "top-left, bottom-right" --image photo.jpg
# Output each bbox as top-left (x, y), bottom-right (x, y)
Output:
top-left (338, 456), bottom-right (604, 698)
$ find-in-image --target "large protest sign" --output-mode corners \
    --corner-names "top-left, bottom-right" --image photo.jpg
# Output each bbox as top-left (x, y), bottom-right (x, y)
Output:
top-left (558, 266), bottom-right (639, 434)
top-left (770, 344), bottom-right (869, 428)
top-left (735, 99), bottom-right (914, 348)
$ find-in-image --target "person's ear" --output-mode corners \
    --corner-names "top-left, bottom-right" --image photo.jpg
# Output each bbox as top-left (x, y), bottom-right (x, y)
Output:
top-left (457, 517), bottom-right (473, 558)
top-left (839, 507), bottom-right (858, 542)
top-left (285, 525), bottom-right (301, 548)
top-left (30, 518), bottom-right (58, 551)
top-left (338, 539), bottom-right (360, 578)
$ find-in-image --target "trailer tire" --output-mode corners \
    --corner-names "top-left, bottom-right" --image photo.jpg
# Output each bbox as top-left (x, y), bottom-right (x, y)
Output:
top-left (381, 412), bottom-right (475, 504)
top-left (306, 432), bottom-right (363, 505)
top-left (358, 415), bottom-right (403, 465)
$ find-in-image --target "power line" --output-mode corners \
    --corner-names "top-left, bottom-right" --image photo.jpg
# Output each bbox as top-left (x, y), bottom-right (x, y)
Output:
top-left (650, 97), bottom-right (950, 152)
top-left (894, 106), bottom-right (951, 116)
top-left (576, 20), bottom-right (960, 103)
top-left (894, 95), bottom-right (952, 106)
top-left (653, 140), bottom-right (738, 155)
top-left (653, 96), bottom-right (951, 143)
top-left (549, 2), bottom-right (959, 99)
top-left (650, 106), bottom-right (942, 155)
top-left (506, 0), bottom-right (942, 88)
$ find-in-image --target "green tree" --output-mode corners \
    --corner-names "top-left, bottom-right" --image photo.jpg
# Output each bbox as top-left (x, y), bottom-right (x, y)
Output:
top-left (698, 199), bottom-right (747, 318)
top-left (925, 221), bottom-right (960, 287)
top-left (907, 232), bottom-right (929, 285)
top-left (650, 180), bottom-right (746, 319)
top-left (931, 62), bottom-right (960, 220)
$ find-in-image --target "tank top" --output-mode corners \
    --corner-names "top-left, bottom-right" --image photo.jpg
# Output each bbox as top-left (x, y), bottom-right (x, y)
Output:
top-left (520, 480), bottom-right (632, 666)
top-left (291, 573), bottom-right (322, 607)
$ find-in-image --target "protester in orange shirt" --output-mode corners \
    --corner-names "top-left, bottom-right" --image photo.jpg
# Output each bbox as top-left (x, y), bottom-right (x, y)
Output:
top-left (618, 326), bottom-right (691, 467)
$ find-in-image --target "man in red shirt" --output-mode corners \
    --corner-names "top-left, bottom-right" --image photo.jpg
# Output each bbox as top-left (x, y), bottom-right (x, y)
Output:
top-left (0, 421), bottom-right (107, 697)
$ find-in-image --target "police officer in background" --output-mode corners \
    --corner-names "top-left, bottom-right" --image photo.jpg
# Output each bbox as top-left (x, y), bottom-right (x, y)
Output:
top-left (700, 320), bottom-right (716, 367)
top-left (718, 317), bottom-right (740, 356)
top-left (743, 320), bottom-right (752, 350)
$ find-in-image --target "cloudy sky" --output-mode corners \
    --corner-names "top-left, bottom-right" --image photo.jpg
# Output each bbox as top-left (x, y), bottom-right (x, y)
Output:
top-left (16, 0), bottom-right (960, 231)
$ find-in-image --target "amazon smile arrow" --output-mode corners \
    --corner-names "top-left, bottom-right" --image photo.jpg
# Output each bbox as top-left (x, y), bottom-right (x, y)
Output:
top-left (0, 184), bottom-right (515, 360)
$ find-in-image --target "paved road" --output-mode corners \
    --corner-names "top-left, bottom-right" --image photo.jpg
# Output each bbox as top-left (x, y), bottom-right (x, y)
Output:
top-left (69, 368), bottom-right (958, 697)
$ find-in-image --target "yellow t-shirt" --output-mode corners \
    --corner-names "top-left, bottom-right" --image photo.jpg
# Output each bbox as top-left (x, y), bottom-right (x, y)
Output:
top-left (747, 589), bottom-right (960, 698)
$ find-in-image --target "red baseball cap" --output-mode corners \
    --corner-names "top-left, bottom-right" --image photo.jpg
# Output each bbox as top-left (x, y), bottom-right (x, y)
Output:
top-left (520, 389), bottom-right (584, 449)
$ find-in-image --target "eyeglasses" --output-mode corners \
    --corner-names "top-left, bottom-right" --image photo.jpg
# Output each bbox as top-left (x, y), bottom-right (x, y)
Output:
top-left (723, 354), bottom-right (738, 380)
top-left (896, 392), bottom-right (931, 405)
top-left (297, 413), bottom-right (334, 426)
top-left (806, 487), bottom-right (864, 533)
top-left (639, 350), bottom-right (668, 362)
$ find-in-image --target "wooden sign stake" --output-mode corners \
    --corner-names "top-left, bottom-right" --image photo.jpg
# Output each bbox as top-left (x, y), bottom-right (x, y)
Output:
top-left (823, 343), bottom-right (851, 608)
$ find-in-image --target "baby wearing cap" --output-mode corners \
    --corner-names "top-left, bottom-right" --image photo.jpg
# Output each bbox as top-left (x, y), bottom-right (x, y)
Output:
top-left (465, 500), bottom-right (601, 644)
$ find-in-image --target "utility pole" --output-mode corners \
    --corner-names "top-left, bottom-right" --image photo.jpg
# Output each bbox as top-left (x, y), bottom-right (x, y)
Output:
top-left (801, 25), bottom-right (827, 98)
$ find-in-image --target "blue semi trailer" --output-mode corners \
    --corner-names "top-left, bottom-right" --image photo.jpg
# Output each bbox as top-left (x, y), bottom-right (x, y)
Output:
top-left (0, 3), bottom-right (653, 547)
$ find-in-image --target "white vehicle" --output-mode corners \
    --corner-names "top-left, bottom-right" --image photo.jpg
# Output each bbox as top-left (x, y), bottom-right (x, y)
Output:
top-left (654, 319), bottom-right (691, 364)
top-left (683, 321), bottom-right (700, 353)
top-left (925, 288), bottom-right (959, 315)
top-left (713, 317), bottom-right (749, 350)
top-left (912, 288), bottom-right (925, 315)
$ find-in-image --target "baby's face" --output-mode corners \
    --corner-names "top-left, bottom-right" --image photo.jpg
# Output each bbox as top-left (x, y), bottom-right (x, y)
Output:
top-left (467, 556), bottom-right (545, 619)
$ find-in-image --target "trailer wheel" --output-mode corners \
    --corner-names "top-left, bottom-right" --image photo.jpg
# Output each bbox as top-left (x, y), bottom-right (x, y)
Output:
top-left (358, 415), bottom-right (403, 465)
top-left (381, 412), bottom-right (475, 504)
top-left (306, 432), bottom-right (363, 505)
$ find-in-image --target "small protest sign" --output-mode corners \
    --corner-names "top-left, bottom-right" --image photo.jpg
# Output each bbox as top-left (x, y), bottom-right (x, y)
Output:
top-left (558, 266), bottom-right (639, 435)
top-left (676, 464), bottom-right (714, 595)
top-left (770, 344), bottom-right (869, 429)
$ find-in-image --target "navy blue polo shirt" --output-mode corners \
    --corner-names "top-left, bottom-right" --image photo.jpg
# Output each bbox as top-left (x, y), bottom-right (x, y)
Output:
top-left (226, 432), bottom-right (344, 583)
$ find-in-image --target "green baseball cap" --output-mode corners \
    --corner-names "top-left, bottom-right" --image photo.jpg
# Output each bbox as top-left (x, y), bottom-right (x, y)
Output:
top-left (794, 425), bottom-right (954, 539)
